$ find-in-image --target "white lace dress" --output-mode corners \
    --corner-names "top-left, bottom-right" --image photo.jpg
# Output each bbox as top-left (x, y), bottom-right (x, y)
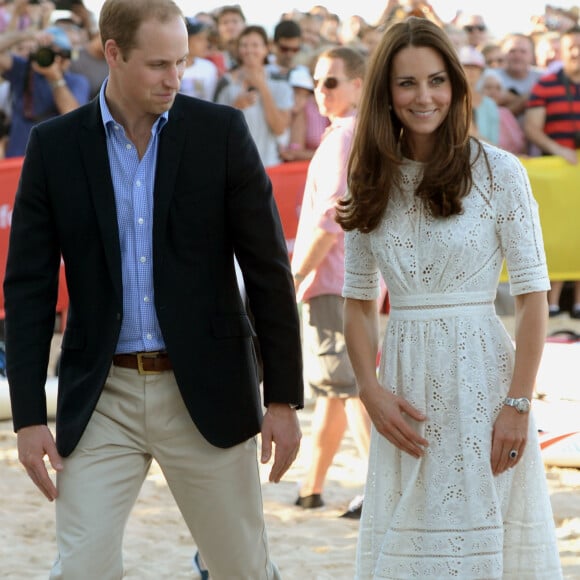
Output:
top-left (343, 144), bottom-right (563, 579)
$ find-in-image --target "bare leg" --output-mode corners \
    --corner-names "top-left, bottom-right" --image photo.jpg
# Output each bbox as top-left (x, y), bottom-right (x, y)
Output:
top-left (548, 280), bottom-right (564, 312)
top-left (572, 281), bottom-right (580, 317)
top-left (345, 397), bottom-right (371, 460)
top-left (299, 397), bottom-right (347, 496)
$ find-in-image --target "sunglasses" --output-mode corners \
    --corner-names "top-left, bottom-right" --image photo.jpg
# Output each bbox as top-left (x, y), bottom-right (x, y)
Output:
top-left (278, 44), bottom-right (300, 54)
top-left (464, 25), bottom-right (486, 33)
top-left (313, 76), bottom-right (346, 90)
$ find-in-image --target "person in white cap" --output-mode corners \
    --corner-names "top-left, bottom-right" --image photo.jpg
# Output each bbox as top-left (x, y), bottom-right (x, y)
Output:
top-left (459, 44), bottom-right (500, 145)
top-left (179, 17), bottom-right (218, 101)
top-left (280, 66), bottom-right (329, 162)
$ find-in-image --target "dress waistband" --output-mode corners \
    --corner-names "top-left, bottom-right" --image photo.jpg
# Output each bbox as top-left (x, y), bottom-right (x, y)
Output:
top-left (388, 292), bottom-right (496, 320)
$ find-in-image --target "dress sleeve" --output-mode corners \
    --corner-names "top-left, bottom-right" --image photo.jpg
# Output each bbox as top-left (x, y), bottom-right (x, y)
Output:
top-left (342, 227), bottom-right (381, 300)
top-left (495, 153), bottom-right (551, 296)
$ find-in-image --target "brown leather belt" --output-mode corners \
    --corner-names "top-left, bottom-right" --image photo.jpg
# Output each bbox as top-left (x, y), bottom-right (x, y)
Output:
top-left (112, 351), bottom-right (172, 375)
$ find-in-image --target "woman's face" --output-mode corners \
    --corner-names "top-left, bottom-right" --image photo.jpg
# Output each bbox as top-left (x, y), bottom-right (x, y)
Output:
top-left (463, 64), bottom-right (483, 88)
top-left (484, 46), bottom-right (505, 68)
top-left (218, 12), bottom-right (245, 43)
top-left (481, 75), bottom-right (502, 102)
top-left (390, 45), bottom-right (452, 160)
top-left (237, 32), bottom-right (268, 67)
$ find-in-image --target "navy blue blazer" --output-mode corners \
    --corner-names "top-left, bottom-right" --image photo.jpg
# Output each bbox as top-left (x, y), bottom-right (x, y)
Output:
top-left (4, 94), bottom-right (303, 456)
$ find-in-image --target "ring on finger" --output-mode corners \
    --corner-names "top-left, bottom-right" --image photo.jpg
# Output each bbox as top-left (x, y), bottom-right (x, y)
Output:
top-left (509, 449), bottom-right (518, 460)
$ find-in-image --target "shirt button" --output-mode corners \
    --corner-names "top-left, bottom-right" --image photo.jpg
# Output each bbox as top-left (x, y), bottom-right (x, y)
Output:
top-left (144, 296), bottom-right (149, 303)
top-left (146, 333), bottom-right (152, 340)
top-left (138, 218), bottom-right (144, 225)
top-left (136, 180), bottom-right (141, 187)
top-left (140, 256), bottom-right (146, 263)
top-left (126, 143), bottom-right (132, 150)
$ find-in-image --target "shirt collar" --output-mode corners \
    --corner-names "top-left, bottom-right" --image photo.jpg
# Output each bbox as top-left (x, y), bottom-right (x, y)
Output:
top-left (98, 77), bottom-right (169, 136)
top-left (329, 110), bottom-right (356, 130)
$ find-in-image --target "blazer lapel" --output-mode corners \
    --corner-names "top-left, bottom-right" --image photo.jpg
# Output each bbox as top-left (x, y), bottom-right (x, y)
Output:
top-left (79, 100), bottom-right (123, 303)
top-left (152, 98), bottom-right (187, 271)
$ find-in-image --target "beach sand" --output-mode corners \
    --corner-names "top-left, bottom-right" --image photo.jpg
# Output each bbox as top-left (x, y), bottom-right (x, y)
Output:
top-left (0, 313), bottom-right (579, 578)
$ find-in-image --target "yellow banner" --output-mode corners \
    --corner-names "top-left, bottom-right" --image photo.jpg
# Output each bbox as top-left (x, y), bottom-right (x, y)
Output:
top-left (501, 153), bottom-right (580, 282)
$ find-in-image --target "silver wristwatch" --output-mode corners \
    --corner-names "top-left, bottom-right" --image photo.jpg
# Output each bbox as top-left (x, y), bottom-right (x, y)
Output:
top-left (503, 396), bottom-right (531, 414)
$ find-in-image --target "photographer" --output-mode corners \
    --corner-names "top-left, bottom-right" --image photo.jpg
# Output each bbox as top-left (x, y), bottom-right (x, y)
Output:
top-left (0, 24), bottom-right (89, 157)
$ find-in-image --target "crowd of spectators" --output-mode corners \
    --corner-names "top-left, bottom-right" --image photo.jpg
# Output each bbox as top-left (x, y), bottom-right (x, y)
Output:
top-left (0, 0), bottom-right (579, 310)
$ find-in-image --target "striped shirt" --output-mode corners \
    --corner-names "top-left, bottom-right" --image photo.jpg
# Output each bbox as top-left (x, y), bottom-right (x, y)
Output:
top-left (98, 80), bottom-right (169, 354)
top-left (528, 69), bottom-right (580, 149)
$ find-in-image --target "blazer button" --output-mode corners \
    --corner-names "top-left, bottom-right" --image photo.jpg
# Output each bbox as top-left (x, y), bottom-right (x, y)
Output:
top-left (116, 313), bottom-right (121, 320)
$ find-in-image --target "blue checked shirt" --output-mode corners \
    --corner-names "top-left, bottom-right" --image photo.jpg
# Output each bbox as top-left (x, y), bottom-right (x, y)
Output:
top-left (99, 81), bottom-right (168, 354)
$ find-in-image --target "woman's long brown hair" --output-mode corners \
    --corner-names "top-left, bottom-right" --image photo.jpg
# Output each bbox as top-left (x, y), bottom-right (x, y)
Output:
top-left (337, 17), bottom-right (482, 233)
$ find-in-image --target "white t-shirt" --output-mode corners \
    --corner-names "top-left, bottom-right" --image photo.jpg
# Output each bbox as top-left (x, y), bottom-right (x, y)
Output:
top-left (180, 57), bottom-right (219, 102)
top-left (216, 76), bottom-right (294, 167)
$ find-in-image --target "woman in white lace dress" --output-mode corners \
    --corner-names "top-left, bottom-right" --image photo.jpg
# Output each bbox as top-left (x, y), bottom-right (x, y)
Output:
top-left (338, 18), bottom-right (563, 579)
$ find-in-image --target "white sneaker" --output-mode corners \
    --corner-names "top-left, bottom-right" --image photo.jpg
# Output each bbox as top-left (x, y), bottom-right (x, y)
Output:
top-left (340, 494), bottom-right (364, 519)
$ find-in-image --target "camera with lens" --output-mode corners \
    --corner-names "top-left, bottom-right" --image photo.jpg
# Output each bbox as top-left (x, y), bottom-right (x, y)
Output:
top-left (30, 46), bottom-right (71, 68)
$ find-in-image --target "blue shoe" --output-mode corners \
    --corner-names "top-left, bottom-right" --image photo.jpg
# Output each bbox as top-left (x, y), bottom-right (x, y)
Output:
top-left (192, 550), bottom-right (209, 580)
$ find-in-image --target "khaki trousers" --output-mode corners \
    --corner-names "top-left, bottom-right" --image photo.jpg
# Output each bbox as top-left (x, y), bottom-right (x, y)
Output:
top-left (49, 364), bottom-right (279, 580)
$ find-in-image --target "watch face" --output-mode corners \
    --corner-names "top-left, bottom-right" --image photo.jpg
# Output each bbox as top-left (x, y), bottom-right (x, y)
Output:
top-left (516, 398), bottom-right (530, 413)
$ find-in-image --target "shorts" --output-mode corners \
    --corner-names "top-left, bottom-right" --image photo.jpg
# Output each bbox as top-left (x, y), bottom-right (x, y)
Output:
top-left (301, 294), bottom-right (357, 398)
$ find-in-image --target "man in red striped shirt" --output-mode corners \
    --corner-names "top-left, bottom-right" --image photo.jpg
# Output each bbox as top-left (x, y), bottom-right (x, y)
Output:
top-left (525, 25), bottom-right (580, 318)
top-left (525, 25), bottom-right (580, 164)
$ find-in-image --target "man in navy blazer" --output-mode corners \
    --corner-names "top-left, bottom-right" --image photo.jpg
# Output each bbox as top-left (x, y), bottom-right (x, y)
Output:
top-left (3, 0), bottom-right (303, 577)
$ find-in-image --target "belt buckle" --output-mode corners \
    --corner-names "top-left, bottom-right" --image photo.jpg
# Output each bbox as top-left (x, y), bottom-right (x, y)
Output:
top-left (136, 351), bottom-right (162, 375)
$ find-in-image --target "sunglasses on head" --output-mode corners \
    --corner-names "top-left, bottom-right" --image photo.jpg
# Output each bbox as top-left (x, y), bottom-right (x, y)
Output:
top-left (278, 44), bottom-right (300, 53)
top-left (313, 76), bottom-right (345, 90)
top-left (464, 25), bottom-right (486, 33)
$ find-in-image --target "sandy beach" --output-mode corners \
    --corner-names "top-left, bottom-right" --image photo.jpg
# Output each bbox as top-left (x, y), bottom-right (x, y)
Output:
top-left (1, 313), bottom-right (579, 578)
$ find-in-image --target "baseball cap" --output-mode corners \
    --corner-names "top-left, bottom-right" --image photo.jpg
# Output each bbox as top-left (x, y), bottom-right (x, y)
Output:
top-left (44, 25), bottom-right (72, 52)
top-left (185, 17), bottom-right (209, 36)
top-left (458, 45), bottom-right (486, 68)
top-left (288, 67), bottom-right (314, 91)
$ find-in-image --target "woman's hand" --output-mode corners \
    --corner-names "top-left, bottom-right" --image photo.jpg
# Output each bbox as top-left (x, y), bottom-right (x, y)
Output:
top-left (233, 86), bottom-right (258, 110)
top-left (490, 406), bottom-right (529, 475)
top-left (360, 384), bottom-right (428, 458)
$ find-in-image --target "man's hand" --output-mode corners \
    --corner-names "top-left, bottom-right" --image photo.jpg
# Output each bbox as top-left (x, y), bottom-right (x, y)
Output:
top-left (555, 144), bottom-right (579, 165)
top-left (17, 424), bottom-right (63, 501)
top-left (260, 403), bottom-right (301, 483)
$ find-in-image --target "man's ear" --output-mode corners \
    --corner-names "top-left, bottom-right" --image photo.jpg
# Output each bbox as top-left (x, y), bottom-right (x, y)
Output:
top-left (104, 39), bottom-right (122, 68)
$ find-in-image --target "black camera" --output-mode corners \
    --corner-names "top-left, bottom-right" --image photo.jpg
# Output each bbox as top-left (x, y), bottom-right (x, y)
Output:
top-left (30, 46), bottom-right (71, 68)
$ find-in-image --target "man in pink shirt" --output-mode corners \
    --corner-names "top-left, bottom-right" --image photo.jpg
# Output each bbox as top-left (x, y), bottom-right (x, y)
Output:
top-left (291, 46), bottom-right (369, 518)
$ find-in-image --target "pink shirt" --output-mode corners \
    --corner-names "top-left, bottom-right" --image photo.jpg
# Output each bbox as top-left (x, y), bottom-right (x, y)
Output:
top-left (304, 96), bottom-right (330, 151)
top-left (292, 113), bottom-right (355, 302)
